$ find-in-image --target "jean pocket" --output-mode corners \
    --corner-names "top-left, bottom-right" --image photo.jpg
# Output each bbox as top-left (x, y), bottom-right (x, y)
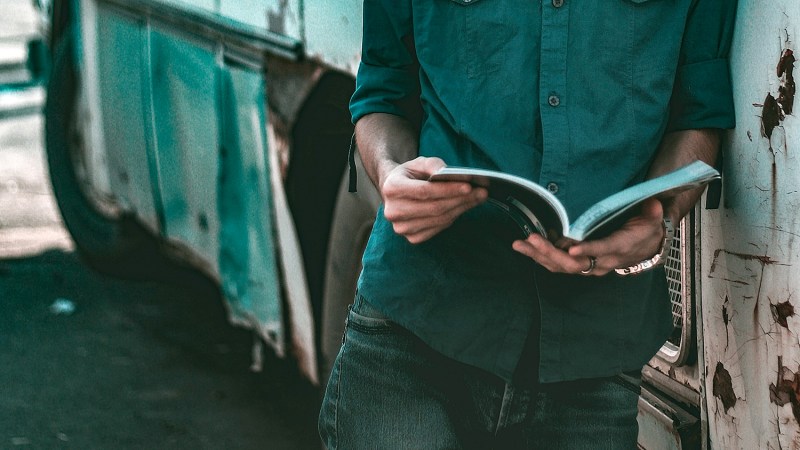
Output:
top-left (347, 296), bottom-right (397, 335)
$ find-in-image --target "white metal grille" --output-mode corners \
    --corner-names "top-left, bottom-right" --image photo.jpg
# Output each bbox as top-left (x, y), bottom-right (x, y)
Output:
top-left (665, 223), bottom-right (683, 330)
top-left (657, 215), bottom-right (693, 366)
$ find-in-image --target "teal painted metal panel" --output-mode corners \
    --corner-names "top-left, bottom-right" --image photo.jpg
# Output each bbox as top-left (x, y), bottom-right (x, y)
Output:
top-left (219, 0), bottom-right (302, 40)
top-left (95, 9), bottom-right (160, 230)
top-left (304, 0), bottom-right (361, 74)
top-left (218, 66), bottom-right (283, 350)
top-left (146, 24), bottom-right (284, 351)
top-left (149, 28), bottom-right (221, 267)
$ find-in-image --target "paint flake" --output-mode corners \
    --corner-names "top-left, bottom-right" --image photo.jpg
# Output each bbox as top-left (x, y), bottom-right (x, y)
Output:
top-left (713, 361), bottom-right (737, 413)
top-left (770, 301), bottom-right (795, 328)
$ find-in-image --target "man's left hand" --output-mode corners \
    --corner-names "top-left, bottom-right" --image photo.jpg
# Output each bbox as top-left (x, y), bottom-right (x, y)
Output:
top-left (511, 198), bottom-right (667, 276)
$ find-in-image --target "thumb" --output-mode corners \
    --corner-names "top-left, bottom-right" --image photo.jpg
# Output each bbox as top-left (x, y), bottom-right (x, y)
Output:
top-left (641, 197), bottom-right (664, 221)
top-left (405, 156), bottom-right (447, 179)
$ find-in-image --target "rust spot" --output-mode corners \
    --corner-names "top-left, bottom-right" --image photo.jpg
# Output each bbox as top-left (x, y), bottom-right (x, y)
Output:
top-left (773, 161), bottom-right (778, 195)
top-left (713, 362), bottom-right (737, 413)
top-left (724, 250), bottom-right (778, 265)
top-left (761, 49), bottom-right (796, 143)
top-left (197, 213), bottom-right (209, 232)
top-left (769, 357), bottom-right (800, 423)
top-left (770, 300), bottom-right (795, 328)
top-left (722, 303), bottom-right (729, 326)
top-left (762, 93), bottom-right (782, 139)
top-left (722, 297), bottom-right (730, 349)
top-left (709, 249), bottom-right (779, 279)
top-left (777, 49), bottom-right (796, 116)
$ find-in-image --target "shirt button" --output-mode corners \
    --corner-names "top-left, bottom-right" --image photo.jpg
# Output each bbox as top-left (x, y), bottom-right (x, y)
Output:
top-left (552, 0), bottom-right (564, 7)
top-left (547, 182), bottom-right (559, 194)
top-left (548, 94), bottom-right (560, 107)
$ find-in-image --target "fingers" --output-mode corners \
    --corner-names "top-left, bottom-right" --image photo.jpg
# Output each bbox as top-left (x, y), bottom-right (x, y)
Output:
top-left (381, 157), bottom-right (488, 244)
top-left (389, 201), bottom-right (477, 243)
top-left (567, 198), bottom-right (666, 270)
top-left (383, 189), bottom-right (485, 221)
top-left (512, 234), bottom-right (612, 276)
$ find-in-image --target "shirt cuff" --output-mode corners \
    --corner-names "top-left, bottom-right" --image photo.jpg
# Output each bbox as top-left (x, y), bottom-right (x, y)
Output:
top-left (667, 58), bottom-right (736, 132)
top-left (350, 61), bottom-right (419, 124)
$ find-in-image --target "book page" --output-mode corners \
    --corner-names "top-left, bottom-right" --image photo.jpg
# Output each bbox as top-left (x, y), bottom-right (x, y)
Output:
top-left (430, 167), bottom-right (570, 238)
top-left (568, 161), bottom-right (720, 241)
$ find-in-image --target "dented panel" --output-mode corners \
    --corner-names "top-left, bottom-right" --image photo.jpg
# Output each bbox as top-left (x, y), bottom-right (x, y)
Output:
top-left (217, 66), bottom-right (284, 354)
top-left (94, 8), bottom-right (161, 231)
top-left (149, 28), bottom-right (222, 269)
top-left (702, 1), bottom-right (800, 448)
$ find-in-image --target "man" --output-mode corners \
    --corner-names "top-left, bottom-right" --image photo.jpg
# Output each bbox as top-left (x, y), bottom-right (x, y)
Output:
top-left (320, 0), bottom-right (736, 448)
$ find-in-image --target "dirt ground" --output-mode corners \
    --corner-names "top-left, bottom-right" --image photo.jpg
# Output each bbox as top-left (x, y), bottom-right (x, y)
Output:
top-left (0, 95), bottom-right (320, 450)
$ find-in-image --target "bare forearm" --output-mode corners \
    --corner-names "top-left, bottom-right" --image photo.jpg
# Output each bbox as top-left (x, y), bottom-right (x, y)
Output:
top-left (355, 113), bottom-right (419, 193)
top-left (647, 129), bottom-right (721, 224)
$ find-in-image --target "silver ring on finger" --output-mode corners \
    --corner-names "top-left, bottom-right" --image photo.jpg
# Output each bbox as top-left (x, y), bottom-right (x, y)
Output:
top-left (580, 256), bottom-right (597, 275)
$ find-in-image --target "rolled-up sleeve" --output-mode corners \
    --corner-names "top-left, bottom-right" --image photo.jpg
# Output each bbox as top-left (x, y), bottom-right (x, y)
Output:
top-left (667, 0), bottom-right (737, 131)
top-left (350, 0), bottom-right (419, 124)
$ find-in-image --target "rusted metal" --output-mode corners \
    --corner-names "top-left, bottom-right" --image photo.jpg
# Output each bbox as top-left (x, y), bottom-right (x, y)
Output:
top-left (712, 362), bottom-right (737, 413)
top-left (771, 301), bottom-right (795, 328)
top-left (761, 93), bottom-right (782, 139)
top-left (777, 49), bottom-right (796, 116)
top-left (702, 1), bottom-right (800, 448)
top-left (768, 357), bottom-right (800, 424)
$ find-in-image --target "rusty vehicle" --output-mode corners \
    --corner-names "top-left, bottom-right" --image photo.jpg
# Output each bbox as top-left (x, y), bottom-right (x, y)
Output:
top-left (35, 0), bottom-right (800, 447)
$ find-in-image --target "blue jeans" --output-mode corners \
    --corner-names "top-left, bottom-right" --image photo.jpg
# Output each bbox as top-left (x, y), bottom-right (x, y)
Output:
top-left (319, 296), bottom-right (641, 449)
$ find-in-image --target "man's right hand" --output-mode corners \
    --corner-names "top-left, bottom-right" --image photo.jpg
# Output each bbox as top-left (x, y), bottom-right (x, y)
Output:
top-left (380, 156), bottom-right (487, 244)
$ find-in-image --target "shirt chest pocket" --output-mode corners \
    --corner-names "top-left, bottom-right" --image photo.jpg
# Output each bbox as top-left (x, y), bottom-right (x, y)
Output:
top-left (440, 0), bottom-right (530, 79)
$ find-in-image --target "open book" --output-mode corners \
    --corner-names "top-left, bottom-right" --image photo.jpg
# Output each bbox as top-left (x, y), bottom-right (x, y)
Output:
top-left (429, 160), bottom-right (720, 242)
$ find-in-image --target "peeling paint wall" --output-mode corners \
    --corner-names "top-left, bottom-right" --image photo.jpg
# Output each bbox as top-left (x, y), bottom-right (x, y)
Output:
top-left (702, 1), bottom-right (800, 448)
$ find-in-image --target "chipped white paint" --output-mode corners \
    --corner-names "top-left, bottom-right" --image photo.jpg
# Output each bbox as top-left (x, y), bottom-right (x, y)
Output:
top-left (702, 1), bottom-right (800, 448)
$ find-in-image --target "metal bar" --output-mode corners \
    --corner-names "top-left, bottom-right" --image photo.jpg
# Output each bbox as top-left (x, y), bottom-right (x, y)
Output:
top-left (642, 365), bottom-right (701, 408)
top-left (0, 105), bottom-right (42, 120)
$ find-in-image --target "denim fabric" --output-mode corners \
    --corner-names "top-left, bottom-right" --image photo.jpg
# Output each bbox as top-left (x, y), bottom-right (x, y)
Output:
top-left (319, 297), bottom-right (641, 450)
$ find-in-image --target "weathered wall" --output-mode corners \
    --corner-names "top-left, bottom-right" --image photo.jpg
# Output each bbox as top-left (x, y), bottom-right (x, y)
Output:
top-left (702, 1), bottom-right (800, 448)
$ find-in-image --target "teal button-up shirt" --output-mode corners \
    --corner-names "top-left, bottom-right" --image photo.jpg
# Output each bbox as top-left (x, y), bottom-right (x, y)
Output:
top-left (352, 0), bottom-right (736, 383)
